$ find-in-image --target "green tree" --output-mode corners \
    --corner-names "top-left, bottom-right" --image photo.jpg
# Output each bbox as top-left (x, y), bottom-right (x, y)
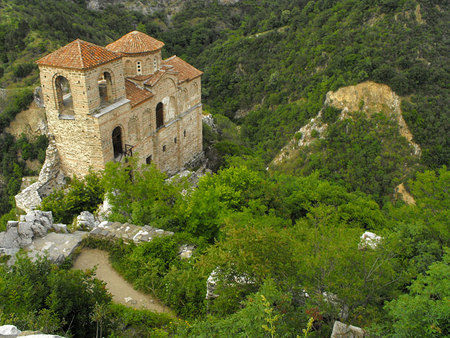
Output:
top-left (384, 250), bottom-right (450, 337)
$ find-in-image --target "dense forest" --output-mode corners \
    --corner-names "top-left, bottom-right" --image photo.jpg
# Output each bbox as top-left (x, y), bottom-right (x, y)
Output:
top-left (0, 0), bottom-right (449, 336)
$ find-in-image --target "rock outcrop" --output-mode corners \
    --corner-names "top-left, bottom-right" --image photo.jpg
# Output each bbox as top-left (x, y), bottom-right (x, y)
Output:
top-left (90, 221), bottom-right (173, 244)
top-left (15, 138), bottom-right (65, 213)
top-left (273, 81), bottom-right (421, 165)
top-left (0, 211), bottom-right (54, 249)
top-left (0, 324), bottom-right (64, 338)
top-left (331, 321), bottom-right (366, 337)
top-left (0, 210), bottom-right (77, 265)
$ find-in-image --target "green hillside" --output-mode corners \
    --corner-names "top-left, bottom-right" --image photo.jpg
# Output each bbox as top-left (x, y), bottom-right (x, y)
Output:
top-left (0, 0), bottom-right (449, 336)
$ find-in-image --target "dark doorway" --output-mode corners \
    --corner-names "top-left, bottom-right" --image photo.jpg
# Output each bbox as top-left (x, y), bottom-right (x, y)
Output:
top-left (112, 127), bottom-right (123, 159)
top-left (156, 102), bottom-right (164, 129)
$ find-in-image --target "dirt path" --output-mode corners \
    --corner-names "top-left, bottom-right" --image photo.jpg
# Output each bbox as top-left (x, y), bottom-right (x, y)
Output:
top-left (72, 248), bottom-right (172, 314)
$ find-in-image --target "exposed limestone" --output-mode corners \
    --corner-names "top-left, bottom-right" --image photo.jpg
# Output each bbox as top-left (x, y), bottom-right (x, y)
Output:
top-left (179, 244), bottom-right (195, 259)
top-left (202, 113), bottom-right (217, 131)
top-left (358, 231), bottom-right (382, 250)
top-left (0, 211), bottom-right (55, 250)
top-left (5, 101), bottom-right (47, 139)
top-left (33, 86), bottom-right (45, 108)
top-left (90, 221), bottom-right (173, 244)
top-left (15, 138), bottom-right (65, 213)
top-left (75, 211), bottom-right (97, 230)
top-left (25, 232), bottom-right (86, 264)
top-left (0, 325), bottom-right (64, 338)
top-left (96, 196), bottom-right (113, 223)
top-left (0, 210), bottom-right (73, 265)
top-left (272, 81), bottom-right (421, 166)
top-left (331, 321), bottom-right (366, 338)
top-left (394, 183), bottom-right (416, 205)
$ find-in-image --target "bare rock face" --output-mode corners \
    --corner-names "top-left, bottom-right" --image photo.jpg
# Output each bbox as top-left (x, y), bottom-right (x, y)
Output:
top-left (273, 81), bottom-right (421, 166)
top-left (15, 138), bottom-right (65, 213)
top-left (0, 211), bottom-right (55, 251)
top-left (33, 86), bottom-right (45, 108)
top-left (5, 101), bottom-right (47, 139)
top-left (325, 81), bottom-right (421, 156)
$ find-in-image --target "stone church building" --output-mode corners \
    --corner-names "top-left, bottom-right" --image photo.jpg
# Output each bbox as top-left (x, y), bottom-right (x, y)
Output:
top-left (36, 31), bottom-right (203, 177)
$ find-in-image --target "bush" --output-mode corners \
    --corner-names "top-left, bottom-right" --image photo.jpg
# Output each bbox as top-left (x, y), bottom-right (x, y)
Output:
top-left (41, 170), bottom-right (104, 224)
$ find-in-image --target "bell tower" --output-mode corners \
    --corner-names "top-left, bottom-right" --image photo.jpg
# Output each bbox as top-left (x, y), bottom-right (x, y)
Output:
top-left (36, 39), bottom-right (126, 176)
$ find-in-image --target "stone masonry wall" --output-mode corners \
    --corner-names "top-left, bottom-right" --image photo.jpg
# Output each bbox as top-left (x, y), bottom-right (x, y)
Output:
top-left (122, 50), bottom-right (161, 77)
top-left (38, 55), bottom-right (202, 177)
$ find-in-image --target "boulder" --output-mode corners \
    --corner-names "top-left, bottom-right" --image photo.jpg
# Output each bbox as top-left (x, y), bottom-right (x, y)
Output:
top-left (358, 231), bottom-right (382, 250)
top-left (17, 222), bottom-right (34, 246)
top-left (76, 211), bottom-right (97, 230)
top-left (0, 227), bottom-right (20, 249)
top-left (0, 325), bottom-right (21, 337)
top-left (331, 321), bottom-right (366, 337)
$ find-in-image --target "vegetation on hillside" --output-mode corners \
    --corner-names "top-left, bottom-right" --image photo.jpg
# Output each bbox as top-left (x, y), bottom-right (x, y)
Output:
top-left (0, 0), bottom-right (448, 336)
top-left (35, 160), bottom-right (449, 336)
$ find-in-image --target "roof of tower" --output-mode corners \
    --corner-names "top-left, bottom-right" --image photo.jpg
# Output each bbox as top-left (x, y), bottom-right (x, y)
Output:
top-left (35, 39), bottom-right (121, 70)
top-left (106, 31), bottom-right (165, 54)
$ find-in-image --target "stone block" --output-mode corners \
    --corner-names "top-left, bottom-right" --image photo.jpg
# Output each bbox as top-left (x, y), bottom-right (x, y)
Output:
top-left (331, 321), bottom-right (366, 338)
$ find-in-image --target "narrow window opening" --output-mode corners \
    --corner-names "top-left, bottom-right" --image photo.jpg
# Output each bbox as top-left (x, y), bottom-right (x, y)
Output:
top-left (174, 137), bottom-right (177, 144)
top-left (136, 61), bottom-right (142, 75)
top-left (162, 145), bottom-right (166, 152)
top-left (146, 155), bottom-right (152, 164)
top-left (55, 75), bottom-right (74, 117)
top-left (183, 130), bottom-right (186, 137)
top-left (98, 72), bottom-right (113, 106)
top-left (156, 102), bottom-right (164, 129)
top-left (112, 126), bottom-right (123, 160)
top-left (153, 57), bottom-right (157, 72)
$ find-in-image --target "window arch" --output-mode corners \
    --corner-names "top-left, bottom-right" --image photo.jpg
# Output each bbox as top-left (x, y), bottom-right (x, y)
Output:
top-left (98, 71), bottom-right (113, 106)
top-left (54, 75), bottom-right (74, 117)
top-left (156, 102), bottom-right (164, 129)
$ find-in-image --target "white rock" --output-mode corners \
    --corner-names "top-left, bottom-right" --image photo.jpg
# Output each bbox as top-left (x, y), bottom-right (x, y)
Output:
top-left (359, 231), bottom-right (382, 249)
top-left (76, 211), bottom-right (97, 230)
top-left (331, 321), bottom-right (366, 337)
top-left (0, 324), bottom-right (21, 337)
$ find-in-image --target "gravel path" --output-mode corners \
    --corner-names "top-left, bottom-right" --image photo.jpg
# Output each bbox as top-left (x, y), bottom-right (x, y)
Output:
top-left (72, 248), bottom-right (172, 314)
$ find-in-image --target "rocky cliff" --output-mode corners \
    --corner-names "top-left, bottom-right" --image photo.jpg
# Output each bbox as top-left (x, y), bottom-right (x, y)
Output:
top-left (273, 81), bottom-right (421, 165)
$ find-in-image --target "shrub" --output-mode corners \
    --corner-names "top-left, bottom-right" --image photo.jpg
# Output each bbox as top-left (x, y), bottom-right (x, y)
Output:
top-left (41, 170), bottom-right (104, 224)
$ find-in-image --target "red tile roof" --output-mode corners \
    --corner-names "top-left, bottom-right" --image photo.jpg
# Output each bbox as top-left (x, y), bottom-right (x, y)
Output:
top-left (144, 70), bottom-right (167, 87)
top-left (106, 31), bottom-right (165, 54)
top-left (163, 56), bottom-right (203, 83)
top-left (125, 79), bottom-right (153, 107)
top-left (36, 39), bottom-right (121, 70)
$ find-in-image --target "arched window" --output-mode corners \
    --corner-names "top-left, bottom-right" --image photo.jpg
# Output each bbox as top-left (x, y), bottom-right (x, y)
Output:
top-left (136, 61), bottom-right (142, 75)
top-left (112, 126), bottom-right (123, 159)
top-left (55, 76), bottom-right (73, 115)
top-left (98, 72), bottom-right (113, 106)
top-left (156, 102), bottom-right (164, 129)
